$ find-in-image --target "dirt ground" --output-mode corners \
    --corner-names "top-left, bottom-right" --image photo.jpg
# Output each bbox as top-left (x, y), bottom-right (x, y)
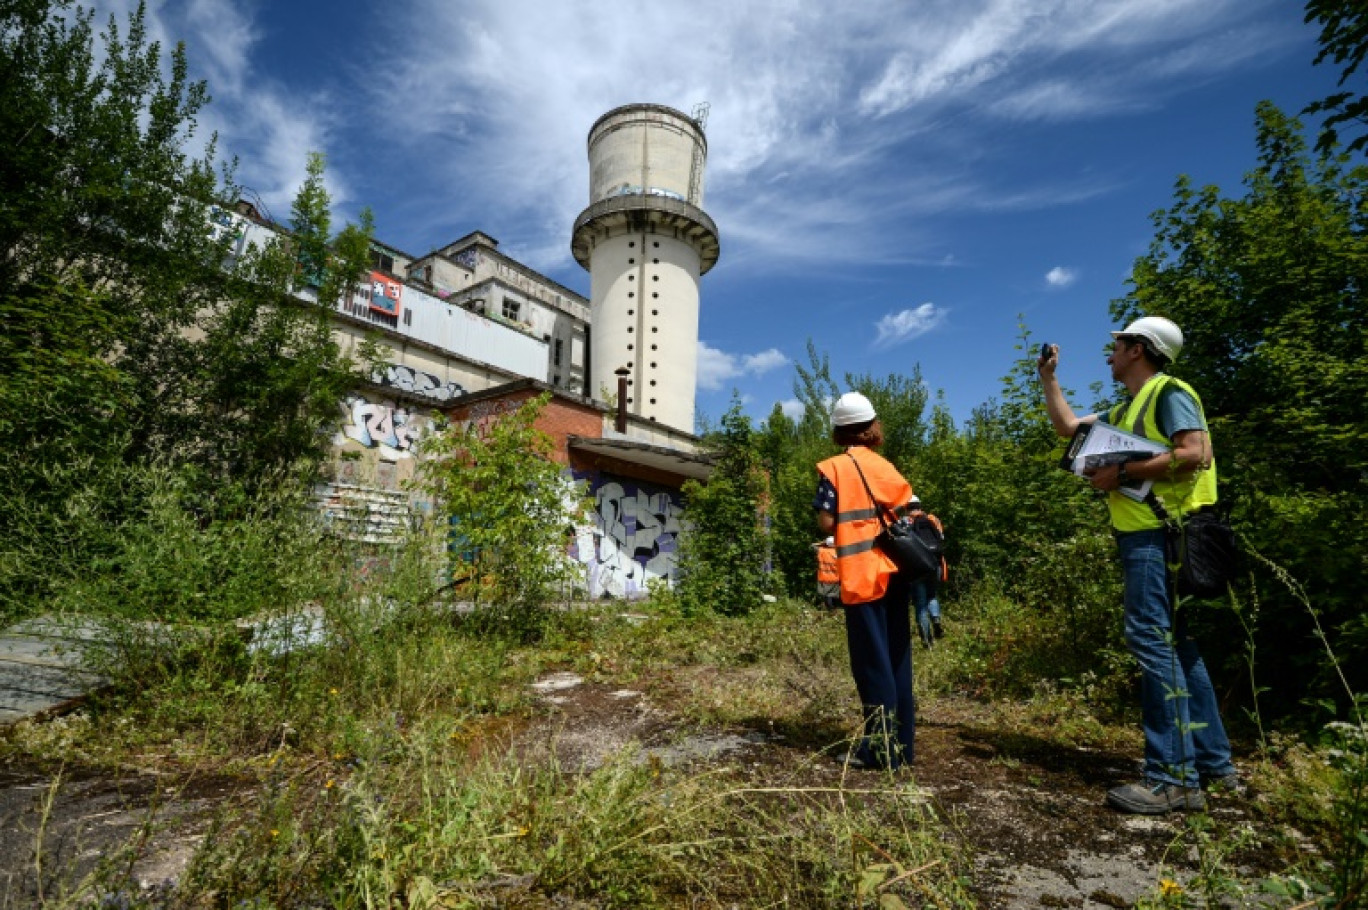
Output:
top-left (514, 676), bottom-right (1276, 909)
top-left (0, 674), bottom-right (1279, 908)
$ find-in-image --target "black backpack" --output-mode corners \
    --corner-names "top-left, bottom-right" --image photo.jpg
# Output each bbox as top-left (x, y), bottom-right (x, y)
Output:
top-left (847, 454), bottom-right (945, 582)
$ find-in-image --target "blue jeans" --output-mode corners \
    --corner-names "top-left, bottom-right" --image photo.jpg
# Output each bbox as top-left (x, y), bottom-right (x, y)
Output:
top-left (844, 574), bottom-right (916, 768)
top-left (913, 580), bottom-right (939, 644)
top-left (1117, 529), bottom-right (1235, 788)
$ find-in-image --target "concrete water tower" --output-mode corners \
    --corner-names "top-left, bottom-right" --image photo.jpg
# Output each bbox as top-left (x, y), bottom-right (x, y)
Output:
top-left (571, 103), bottom-right (720, 434)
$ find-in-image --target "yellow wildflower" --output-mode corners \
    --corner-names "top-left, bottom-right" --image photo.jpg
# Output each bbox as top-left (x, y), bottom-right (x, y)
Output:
top-left (1160, 878), bottom-right (1183, 897)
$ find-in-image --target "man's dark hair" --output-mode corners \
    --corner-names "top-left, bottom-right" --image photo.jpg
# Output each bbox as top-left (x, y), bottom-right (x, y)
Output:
top-left (833, 419), bottom-right (883, 448)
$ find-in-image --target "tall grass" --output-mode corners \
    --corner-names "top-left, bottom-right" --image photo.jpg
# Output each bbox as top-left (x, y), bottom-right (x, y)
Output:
top-left (0, 469), bottom-right (972, 907)
top-left (171, 741), bottom-right (971, 908)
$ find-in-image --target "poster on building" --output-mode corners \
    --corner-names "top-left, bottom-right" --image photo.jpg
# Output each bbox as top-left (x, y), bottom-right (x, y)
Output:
top-left (369, 271), bottom-right (403, 317)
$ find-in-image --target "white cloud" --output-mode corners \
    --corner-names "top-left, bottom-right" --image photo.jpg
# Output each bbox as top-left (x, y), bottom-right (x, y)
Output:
top-left (182, 0), bottom-right (258, 95)
top-left (874, 303), bottom-right (947, 349)
top-left (99, 0), bottom-right (1291, 269)
top-left (989, 80), bottom-right (1149, 122)
top-left (358, 0), bottom-right (1283, 270)
top-left (1046, 266), bottom-right (1078, 288)
top-left (779, 398), bottom-right (805, 421)
top-left (744, 349), bottom-right (789, 375)
top-left (696, 343), bottom-right (789, 391)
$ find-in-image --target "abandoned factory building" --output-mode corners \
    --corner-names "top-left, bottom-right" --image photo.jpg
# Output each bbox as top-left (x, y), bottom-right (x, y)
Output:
top-left (220, 102), bottom-right (722, 598)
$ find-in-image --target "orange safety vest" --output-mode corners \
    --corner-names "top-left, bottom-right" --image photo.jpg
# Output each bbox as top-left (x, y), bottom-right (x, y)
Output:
top-left (816, 543), bottom-right (839, 587)
top-left (816, 447), bottom-right (915, 605)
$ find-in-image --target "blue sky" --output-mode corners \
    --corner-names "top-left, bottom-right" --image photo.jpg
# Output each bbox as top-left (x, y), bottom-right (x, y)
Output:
top-left (94, 0), bottom-right (1341, 429)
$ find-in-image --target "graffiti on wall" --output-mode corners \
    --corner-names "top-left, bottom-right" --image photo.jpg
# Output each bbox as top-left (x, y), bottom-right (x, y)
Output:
top-left (369, 271), bottom-right (403, 316)
top-left (336, 395), bottom-right (425, 460)
top-left (312, 481), bottom-right (412, 543)
top-left (373, 364), bottom-right (465, 402)
top-left (569, 473), bottom-right (685, 599)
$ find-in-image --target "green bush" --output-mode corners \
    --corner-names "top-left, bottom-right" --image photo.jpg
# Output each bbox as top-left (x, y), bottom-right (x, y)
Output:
top-left (677, 399), bottom-right (771, 616)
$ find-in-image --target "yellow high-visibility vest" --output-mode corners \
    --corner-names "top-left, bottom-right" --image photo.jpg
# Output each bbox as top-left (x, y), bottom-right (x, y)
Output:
top-left (1105, 374), bottom-right (1218, 532)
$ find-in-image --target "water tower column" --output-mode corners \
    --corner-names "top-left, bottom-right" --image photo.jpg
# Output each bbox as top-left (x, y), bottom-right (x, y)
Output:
top-left (571, 104), bottom-right (720, 434)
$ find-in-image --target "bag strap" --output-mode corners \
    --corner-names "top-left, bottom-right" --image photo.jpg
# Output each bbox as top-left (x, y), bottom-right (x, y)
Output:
top-left (1144, 489), bottom-right (1176, 530)
top-left (846, 453), bottom-right (892, 532)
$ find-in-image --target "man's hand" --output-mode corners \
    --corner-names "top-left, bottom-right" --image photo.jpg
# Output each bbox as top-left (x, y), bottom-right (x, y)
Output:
top-left (1037, 343), bottom-right (1058, 380)
top-left (816, 510), bottom-right (835, 535)
top-left (1083, 462), bottom-right (1123, 492)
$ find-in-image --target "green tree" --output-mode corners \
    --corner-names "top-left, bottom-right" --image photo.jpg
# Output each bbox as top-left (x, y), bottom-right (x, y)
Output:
top-left (1305, 0), bottom-right (1368, 155)
top-left (1113, 102), bottom-right (1368, 708)
top-left (677, 398), bottom-right (771, 615)
top-left (185, 153), bottom-right (374, 487)
top-left (416, 394), bottom-right (581, 621)
top-left (0, 0), bottom-right (372, 619)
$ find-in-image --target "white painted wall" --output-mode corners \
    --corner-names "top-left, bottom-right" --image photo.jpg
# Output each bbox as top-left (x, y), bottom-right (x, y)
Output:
top-left (589, 231), bottom-right (700, 432)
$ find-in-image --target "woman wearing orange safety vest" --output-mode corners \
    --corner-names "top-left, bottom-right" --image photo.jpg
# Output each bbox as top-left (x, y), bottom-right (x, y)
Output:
top-left (815, 392), bottom-right (920, 770)
top-left (814, 536), bottom-right (840, 609)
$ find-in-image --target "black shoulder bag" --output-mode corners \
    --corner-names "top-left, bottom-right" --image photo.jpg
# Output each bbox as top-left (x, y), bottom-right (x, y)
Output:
top-left (1145, 492), bottom-right (1238, 600)
top-left (1140, 386), bottom-right (1238, 600)
top-left (847, 454), bottom-right (944, 582)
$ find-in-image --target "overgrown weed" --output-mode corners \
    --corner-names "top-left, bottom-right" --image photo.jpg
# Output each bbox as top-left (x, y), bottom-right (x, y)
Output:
top-left (172, 741), bottom-right (972, 908)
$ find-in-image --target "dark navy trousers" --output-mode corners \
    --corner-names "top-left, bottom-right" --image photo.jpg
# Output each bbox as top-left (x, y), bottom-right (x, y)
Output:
top-left (843, 573), bottom-right (916, 768)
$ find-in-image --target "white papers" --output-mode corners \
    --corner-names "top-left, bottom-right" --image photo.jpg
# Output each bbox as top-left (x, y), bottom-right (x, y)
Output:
top-left (1059, 421), bottom-right (1168, 502)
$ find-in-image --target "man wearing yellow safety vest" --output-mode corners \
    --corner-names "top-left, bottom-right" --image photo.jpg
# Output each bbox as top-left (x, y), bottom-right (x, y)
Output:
top-left (1039, 316), bottom-right (1239, 814)
top-left (815, 392), bottom-right (921, 770)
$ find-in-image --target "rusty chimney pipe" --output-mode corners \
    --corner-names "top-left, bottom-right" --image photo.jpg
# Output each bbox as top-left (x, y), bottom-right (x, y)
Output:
top-left (614, 366), bottom-right (630, 433)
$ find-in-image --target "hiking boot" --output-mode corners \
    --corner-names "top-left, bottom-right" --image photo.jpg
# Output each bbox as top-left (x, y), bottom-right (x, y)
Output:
top-left (1201, 772), bottom-right (1247, 796)
top-left (833, 750), bottom-right (875, 770)
top-left (932, 617), bottom-right (944, 639)
top-left (1106, 781), bottom-right (1205, 815)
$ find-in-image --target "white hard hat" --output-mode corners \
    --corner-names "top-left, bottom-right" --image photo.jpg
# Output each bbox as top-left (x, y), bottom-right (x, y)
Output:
top-left (831, 391), bottom-right (876, 427)
top-left (1112, 316), bottom-right (1183, 361)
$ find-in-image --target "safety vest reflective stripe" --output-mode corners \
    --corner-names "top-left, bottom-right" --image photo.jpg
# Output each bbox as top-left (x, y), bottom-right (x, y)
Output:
top-left (816, 447), bottom-right (914, 605)
top-left (837, 507), bottom-right (880, 522)
top-left (836, 538), bottom-right (878, 557)
top-left (1106, 374), bottom-right (1219, 532)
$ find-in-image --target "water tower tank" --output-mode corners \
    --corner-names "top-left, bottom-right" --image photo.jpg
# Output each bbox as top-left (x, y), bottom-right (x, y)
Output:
top-left (571, 104), bottom-right (720, 434)
top-left (588, 105), bottom-right (706, 207)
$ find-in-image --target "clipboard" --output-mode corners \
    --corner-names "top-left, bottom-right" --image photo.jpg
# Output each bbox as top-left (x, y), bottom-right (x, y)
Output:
top-left (1059, 421), bottom-right (1168, 502)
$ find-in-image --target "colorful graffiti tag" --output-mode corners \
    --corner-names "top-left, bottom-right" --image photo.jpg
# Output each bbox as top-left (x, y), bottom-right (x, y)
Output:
top-left (369, 271), bottom-right (403, 316)
top-left (373, 364), bottom-right (465, 402)
top-left (336, 395), bottom-right (424, 460)
top-left (569, 473), bottom-right (685, 599)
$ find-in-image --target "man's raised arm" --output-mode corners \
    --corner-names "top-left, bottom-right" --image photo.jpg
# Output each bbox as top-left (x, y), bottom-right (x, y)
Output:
top-left (1036, 343), bottom-right (1095, 439)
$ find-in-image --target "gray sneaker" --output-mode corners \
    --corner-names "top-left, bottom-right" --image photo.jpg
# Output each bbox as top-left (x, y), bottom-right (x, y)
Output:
top-left (1107, 781), bottom-right (1206, 815)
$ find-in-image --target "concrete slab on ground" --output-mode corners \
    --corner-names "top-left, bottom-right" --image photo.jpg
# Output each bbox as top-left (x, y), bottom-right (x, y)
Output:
top-left (0, 617), bottom-right (110, 726)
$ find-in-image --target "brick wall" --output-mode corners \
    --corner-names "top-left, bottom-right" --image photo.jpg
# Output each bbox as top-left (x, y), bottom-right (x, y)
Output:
top-left (443, 388), bottom-right (603, 466)
top-left (537, 398), bottom-right (603, 465)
